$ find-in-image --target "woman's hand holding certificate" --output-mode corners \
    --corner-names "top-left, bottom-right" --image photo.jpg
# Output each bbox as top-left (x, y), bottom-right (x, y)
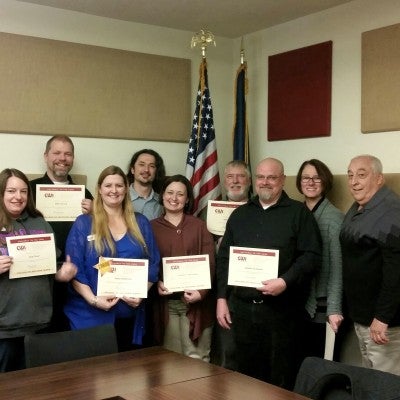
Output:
top-left (95, 257), bottom-right (149, 298)
top-left (162, 254), bottom-right (211, 293)
top-left (6, 233), bottom-right (57, 279)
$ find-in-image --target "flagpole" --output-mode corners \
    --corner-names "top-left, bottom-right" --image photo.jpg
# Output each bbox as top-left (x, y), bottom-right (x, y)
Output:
top-left (240, 36), bottom-right (245, 65)
top-left (186, 29), bottom-right (221, 215)
top-left (190, 30), bottom-right (216, 151)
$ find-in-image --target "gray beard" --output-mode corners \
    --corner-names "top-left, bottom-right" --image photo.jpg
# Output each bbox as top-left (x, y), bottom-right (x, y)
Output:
top-left (227, 189), bottom-right (247, 202)
top-left (258, 189), bottom-right (273, 203)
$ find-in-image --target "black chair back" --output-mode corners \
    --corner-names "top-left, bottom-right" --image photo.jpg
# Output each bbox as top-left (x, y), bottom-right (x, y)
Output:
top-left (294, 357), bottom-right (400, 400)
top-left (24, 324), bottom-right (118, 368)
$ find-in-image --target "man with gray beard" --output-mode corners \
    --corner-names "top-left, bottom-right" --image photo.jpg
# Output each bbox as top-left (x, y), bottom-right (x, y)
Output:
top-left (211, 160), bottom-right (251, 369)
top-left (216, 157), bottom-right (321, 390)
top-left (223, 160), bottom-right (251, 202)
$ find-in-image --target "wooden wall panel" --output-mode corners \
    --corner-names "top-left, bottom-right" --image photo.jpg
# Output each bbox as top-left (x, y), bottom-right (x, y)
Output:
top-left (0, 32), bottom-right (191, 142)
top-left (268, 41), bottom-right (332, 141)
top-left (362, 23), bottom-right (400, 133)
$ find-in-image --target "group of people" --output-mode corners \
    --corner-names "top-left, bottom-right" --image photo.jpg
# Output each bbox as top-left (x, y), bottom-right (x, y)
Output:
top-left (216, 154), bottom-right (400, 390)
top-left (1, 134), bottom-right (400, 394)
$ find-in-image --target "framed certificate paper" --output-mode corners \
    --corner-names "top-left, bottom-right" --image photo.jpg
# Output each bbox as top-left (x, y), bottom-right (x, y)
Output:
top-left (206, 200), bottom-right (245, 236)
top-left (96, 258), bottom-right (148, 298)
top-left (228, 246), bottom-right (279, 288)
top-left (6, 233), bottom-right (57, 279)
top-left (162, 254), bottom-right (211, 292)
top-left (35, 184), bottom-right (85, 221)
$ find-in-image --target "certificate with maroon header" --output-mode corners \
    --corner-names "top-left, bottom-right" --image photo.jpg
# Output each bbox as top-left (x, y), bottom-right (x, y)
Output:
top-left (206, 200), bottom-right (245, 235)
top-left (6, 233), bottom-right (57, 279)
top-left (228, 246), bottom-right (279, 288)
top-left (96, 258), bottom-right (149, 298)
top-left (35, 184), bottom-right (85, 221)
top-left (162, 254), bottom-right (211, 292)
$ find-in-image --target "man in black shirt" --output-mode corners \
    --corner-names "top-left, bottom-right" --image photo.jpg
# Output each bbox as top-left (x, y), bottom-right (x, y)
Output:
top-left (30, 135), bottom-right (93, 332)
top-left (340, 154), bottom-right (400, 375)
top-left (216, 157), bottom-right (321, 389)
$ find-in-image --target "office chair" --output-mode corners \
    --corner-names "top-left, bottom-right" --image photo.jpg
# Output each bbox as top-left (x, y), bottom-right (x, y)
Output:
top-left (24, 324), bottom-right (118, 368)
top-left (294, 356), bottom-right (400, 400)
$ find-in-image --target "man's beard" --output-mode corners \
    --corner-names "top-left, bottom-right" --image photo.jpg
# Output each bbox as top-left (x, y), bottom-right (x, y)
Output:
top-left (53, 168), bottom-right (70, 179)
top-left (257, 188), bottom-right (273, 203)
top-left (227, 188), bottom-right (247, 202)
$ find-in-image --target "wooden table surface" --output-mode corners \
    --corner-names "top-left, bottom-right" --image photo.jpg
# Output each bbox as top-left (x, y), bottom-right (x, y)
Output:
top-left (0, 346), bottom-right (310, 400)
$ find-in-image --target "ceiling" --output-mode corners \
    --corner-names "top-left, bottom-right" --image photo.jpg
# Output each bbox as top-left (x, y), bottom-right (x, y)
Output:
top-left (16, 0), bottom-right (353, 38)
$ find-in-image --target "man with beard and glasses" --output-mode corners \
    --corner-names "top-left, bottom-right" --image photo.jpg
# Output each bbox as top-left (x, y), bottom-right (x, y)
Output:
top-left (211, 160), bottom-right (251, 370)
top-left (30, 135), bottom-right (93, 332)
top-left (224, 160), bottom-right (252, 203)
top-left (216, 157), bottom-right (321, 390)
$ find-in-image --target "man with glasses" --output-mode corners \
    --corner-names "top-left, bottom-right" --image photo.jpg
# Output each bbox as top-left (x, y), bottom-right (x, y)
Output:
top-left (216, 157), bottom-right (321, 390)
top-left (211, 160), bottom-right (251, 370)
top-left (340, 154), bottom-right (400, 375)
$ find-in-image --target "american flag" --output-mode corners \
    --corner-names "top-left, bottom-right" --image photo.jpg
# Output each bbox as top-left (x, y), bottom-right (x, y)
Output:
top-left (185, 59), bottom-right (221, 216)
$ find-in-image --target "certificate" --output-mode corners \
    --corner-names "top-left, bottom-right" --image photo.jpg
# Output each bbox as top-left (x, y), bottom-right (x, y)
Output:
top-left (35, 184), bottom-right (85, 221)
top-left (96, 258), bottom-right (148, 298)
top-left (163, 254), bottom-right (211, 292)
top-left (206, 200), bottom-right (245, 235)
top-left (7, 234), bottom-right (57, 279)
top-left (228, 246), bottom-right (279, 288)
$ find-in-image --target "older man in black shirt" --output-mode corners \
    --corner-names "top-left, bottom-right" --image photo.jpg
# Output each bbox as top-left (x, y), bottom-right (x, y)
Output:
top-left (340, 154), bottom-right (400, 376)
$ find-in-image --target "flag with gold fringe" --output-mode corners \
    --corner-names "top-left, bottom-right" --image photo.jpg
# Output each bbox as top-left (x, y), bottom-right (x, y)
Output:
top-left (233, 62), bottom-right (250, 164)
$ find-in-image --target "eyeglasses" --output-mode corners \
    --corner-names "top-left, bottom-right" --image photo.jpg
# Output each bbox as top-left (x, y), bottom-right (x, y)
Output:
top-left (255, 174), bottom-right (282, 183)
top-left (301, 176), bottom-right (322, 183)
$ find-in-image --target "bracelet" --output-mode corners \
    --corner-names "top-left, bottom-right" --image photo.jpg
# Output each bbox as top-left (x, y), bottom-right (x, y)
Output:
top-left (90, 296), bottom-right (98, 307)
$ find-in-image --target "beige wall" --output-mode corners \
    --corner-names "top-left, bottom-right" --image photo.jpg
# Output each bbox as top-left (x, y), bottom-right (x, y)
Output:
top-left (1, 0), bottom-right (400, 197)
top-left (0, 0), bottom-right (234, 192)
top-left (242, 0), bottom-right (400, 179)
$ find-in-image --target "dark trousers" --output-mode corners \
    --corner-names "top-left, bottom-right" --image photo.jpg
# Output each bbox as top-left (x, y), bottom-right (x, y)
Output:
top-left (210, 322), bottom-right (237, 370)
top-left (302, 320), bottom-right (326, 359)
top-left (47, 281), bottom-right (70, 333)
top-left (114, 317), bottom-right (142, 352)
top-left (0, 337), bottom-right (25, 372)
top-left (231, 295), bottom-right (302, 390)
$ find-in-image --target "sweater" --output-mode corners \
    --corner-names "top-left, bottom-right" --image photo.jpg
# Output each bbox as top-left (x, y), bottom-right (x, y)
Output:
top-left (0, 213), bottom-right (55, 338)
top-left (306, 198), bottom-right (343, 319)
top-left (151, 214), bottom-right (216, 342)
top-left (340, 186), bottom-right (400, 326)
top-left (217, 191), bottom-right (322, 312)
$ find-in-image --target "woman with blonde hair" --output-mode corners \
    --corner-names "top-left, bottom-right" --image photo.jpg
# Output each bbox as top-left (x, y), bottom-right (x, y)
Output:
top-left (64, 165), bottom-right (160, 350)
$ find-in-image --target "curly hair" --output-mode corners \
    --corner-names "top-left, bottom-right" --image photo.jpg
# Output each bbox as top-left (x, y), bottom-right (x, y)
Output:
top-left (126, 149), bottom-right (166, 193)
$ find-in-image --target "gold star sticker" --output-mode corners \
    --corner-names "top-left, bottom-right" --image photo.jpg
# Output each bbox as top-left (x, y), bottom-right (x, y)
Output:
top-left (95, 256), bottom-right (112, 276)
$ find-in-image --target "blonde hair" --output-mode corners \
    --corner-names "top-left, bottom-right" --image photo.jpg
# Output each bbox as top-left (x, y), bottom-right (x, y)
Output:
top-left (92, 165), bottom-right (146, 255)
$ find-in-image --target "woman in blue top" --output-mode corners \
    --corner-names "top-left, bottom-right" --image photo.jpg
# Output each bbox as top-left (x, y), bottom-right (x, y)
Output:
top-left (64, 165), bottom-right (160, 351)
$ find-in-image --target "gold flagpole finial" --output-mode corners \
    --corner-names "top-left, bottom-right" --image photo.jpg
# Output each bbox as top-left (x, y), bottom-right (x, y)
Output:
top-left (191, 29), bottom-right (216, 58)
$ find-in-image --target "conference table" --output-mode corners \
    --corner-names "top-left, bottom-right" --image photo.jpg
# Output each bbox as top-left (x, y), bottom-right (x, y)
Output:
top-left (0, 346), bottom-right (310, 400)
